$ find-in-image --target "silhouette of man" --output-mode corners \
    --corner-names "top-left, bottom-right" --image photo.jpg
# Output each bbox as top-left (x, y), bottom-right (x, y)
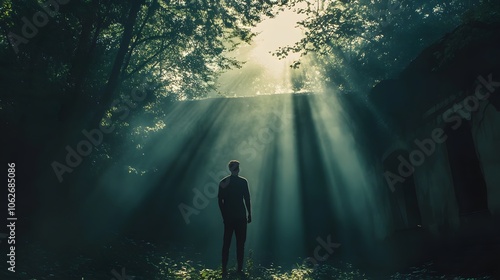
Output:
top-left (218, 160), bottom-right (251, 276)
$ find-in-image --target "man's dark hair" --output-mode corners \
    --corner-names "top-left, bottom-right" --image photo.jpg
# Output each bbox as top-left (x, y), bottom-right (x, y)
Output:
top-left (228, 160), bottom-right (240, 173)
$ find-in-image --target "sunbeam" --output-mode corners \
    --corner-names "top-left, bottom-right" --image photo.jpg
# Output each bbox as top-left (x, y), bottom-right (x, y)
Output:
top-left (215, 7), bottom-right (311, 97)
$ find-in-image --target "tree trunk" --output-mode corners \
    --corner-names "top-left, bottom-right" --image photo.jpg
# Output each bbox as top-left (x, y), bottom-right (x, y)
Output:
top-left (59, 0), bottom-right (100, 124)
top-left (87, 0), bottom-right (145, 130)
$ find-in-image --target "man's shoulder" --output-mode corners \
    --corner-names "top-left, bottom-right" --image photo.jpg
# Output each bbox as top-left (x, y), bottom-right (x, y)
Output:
top-left (220, 175), bottom-right (247, 181)
top-left (220, 175), bottom-right (231, 182)
top-left (238, 176), bottom-right (248, 182)
top-left (219, 175), bottom-right (248, 188)
top-left (219, 175), bottom-right (231, 188)
top-left (237, 176), bottom-right (248, 187)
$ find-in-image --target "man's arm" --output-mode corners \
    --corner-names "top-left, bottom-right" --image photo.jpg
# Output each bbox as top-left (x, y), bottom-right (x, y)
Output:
top-left (218, 182), bottom-right (225, 221)
top-left (218, 197), bottom-right (225, 220)
top-left (244, 180), bottom-right (251, 223)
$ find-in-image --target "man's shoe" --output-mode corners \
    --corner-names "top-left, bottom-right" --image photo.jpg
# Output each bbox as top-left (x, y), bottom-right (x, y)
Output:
top-left (237, 270), bottom-right (247, 279)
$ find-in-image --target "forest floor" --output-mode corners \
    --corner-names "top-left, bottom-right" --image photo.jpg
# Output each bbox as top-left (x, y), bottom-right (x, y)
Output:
top-left (0, 212), bottom-right (497, 279)
top-left (0, 233), bottom-right (497, 280)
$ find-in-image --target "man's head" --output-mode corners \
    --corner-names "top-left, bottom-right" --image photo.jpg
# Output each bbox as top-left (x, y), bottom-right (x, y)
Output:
top-left (228, 160), bottom-right (240, 175)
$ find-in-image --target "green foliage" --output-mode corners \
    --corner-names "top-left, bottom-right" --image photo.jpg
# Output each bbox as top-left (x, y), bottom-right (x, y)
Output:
top-left (275, 0), bottom-right (479, 94)
top-left (389, 262), bottom-right (492, 280)
top-left (0, 0), bottom-right (12, 24)
top-left (0, 0), bottom-right (285, 103)
top-left (462, 0), bottom-right (500, 24)
top-left (150, 257), bottom-right (493, 280)
top-left (431, 1), bottom-right (500, 69)
top-left (0, 0), bottom-right (287, 171)
top-left (12, 238), bottom-right (495, 280)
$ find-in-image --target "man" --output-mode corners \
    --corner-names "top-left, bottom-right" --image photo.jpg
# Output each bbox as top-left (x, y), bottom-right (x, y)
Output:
top-left (218, 160), bottom-right (251, 276)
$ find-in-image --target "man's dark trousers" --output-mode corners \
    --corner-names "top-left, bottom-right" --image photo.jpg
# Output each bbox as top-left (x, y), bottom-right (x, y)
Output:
top-left (222, 217), bottom-right (247, 271)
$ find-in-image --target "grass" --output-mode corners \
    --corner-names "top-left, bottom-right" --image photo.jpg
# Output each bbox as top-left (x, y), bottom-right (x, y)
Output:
top-left (1, 237), bottom-right (494, 280)
top-left (129, 249), bottom-right (492, 280)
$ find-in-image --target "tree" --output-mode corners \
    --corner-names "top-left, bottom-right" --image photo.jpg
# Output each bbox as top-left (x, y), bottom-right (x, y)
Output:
top-left (275, 0), bottom-right (478, 94)
top-left (0, 0), bottom-right (287, 184)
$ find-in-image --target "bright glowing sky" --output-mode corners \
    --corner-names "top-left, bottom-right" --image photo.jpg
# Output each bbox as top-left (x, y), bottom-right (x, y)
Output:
top-left (250, 9), bottom-right (305, 78)
top-left (213, 7), bottom-right (308, 97)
